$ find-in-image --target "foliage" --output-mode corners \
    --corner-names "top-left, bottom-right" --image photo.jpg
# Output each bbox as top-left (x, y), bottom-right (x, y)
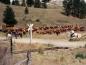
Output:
top-left (26, 0), bottom-right (34, 7)
top-left (3, 6), bottom-right (17, 27)
top-left (75, 53), bottom-right (86, 59)
top-left (12, 0), bottom-right (16, 5)
top-left (38, 48), bottom-right (44, 54)
top-left (12, 0), bottom-right (19, 6)
top-left (41, 0), bottom-right (47, 8)
top-left (0, 0), bottom-right (10, 4)
top-left (14, 0), bottom-right (20, 5)
top-left (24, 7), bottom-right (29, 15)
top-left (63, 0), bottom-right (86, 18)
top-left (21, 0), bottom-right (26, 6)
top-left (34, 0), bottom-right (41, 8)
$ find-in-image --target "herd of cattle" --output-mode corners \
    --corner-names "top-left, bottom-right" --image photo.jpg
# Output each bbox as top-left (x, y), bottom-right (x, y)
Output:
top-left (2, 24), bottom-right (85, 38)
top-left (33, 25), bottom-right (85, 35)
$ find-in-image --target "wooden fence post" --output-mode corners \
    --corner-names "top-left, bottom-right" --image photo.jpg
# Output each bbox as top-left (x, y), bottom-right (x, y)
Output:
top-left (26, 51), bottom-right (32, 65)
top-left (10, 36), bottom-right (13, 55)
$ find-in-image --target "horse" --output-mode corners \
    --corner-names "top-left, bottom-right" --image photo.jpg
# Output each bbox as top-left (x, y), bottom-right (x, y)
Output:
top-left (68, 31), bottom-right (82, 41)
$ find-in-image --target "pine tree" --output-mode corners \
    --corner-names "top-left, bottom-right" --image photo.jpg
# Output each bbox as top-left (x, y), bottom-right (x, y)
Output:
top-left (23, 7), bottom-right (29, 21)
top-left (34, 0), bottom-right (41, 8)
top-left (0, 0), bottom-right (10, 4)
top-left (15, 0), bottom-right (20, 5)
top-left (42, 0), bottom-right (48, 8)
top-left (63, 0), bottom-right (86, 18)
top-left (3, 6), bottom-right (17, 27)
top-left (21, 0), bottom-right (26, 6)
top-left (79, 0), bottom-right (86, 18)
top-left (26, 0), bottom-right (34, 7)
top-left (73, 0), bottom-right (80, 17)
top-left (63, 0), bottom-right (72, 16)
top-left (12, 0), bottom-right (16, 5)
top-left (25, 7), bottom-right (29, 14)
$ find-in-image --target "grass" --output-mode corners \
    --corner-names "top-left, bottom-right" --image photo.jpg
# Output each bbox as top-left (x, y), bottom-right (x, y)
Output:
top-left (31, 48), bottom-right (86, 65)
top-left (33, 33), bottom-right (68, 40)
top-left (0, 3), bottom-right (86, 27)
top-left (2, 40), bottom-right (85, 65)
top-left (13, 41), bottom-right (86, 65)
top-left (0, 3), bottom-right (86, 65)
top-left (13, 43), bottom-right (55, 51)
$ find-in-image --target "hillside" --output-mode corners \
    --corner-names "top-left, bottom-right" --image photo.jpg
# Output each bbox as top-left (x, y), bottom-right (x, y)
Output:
top-left (0, 3), bottom-right (86, 27)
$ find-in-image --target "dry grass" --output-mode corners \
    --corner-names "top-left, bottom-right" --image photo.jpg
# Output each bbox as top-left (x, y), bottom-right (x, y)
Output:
top-left (31, 48), bottom-right (86, 65)
top-left (0, 3), bottom-right (86, 65)
top-left (0, 3), bottom-right (86, 27)
top-left (33, 33), bottom-right (68, 40)
top-left (13, 43), bottom-right (54, 64)
top-left (0, 40), bottom-right (13, 65)
top-left (33, 32), bottom-right (86, 40)
top-left (13, 48), bottom-right (86, 65)
top-left (13, 40), bottom-right (86, 65)
top-left (14, 43), bottom-right (54, 51)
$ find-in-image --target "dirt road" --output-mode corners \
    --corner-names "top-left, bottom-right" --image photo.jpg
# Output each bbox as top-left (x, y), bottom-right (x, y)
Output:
top-left (13, 38), bottom-right (86, 48)
top-left (0, 37), bottom-right (86, 48)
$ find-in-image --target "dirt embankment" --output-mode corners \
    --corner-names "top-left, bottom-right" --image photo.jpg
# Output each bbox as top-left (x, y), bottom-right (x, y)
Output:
top-left (0, 41), bottom-right (13, 65)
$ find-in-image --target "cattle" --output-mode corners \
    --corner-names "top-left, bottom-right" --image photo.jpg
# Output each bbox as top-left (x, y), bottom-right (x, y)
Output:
top-left (1, 24), bottom-right (85, 38)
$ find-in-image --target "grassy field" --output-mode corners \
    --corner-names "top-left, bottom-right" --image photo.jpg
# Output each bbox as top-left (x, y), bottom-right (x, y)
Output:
top-left (31, 48), bottom-right (86, 65)
top-left (0, 3), bottom-right (86, 28)
top-left (0, 2), bottom-right (86, 65)
top-left (13, 47), bottom-right (86, 65)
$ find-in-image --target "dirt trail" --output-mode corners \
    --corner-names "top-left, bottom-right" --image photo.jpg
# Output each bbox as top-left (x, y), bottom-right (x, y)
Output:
top-left (0, 37), bottom-right (86, 48)
top-left (13, 38), bottom-right (86, 48)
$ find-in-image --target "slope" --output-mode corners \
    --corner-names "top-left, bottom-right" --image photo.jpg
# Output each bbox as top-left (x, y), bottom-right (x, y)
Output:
top-left (0, 3), bottom-right (86, 27)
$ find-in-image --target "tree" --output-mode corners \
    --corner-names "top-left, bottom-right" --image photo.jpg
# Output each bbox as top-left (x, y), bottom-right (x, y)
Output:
top-left (15, 0), bottom-right (20, 5)
top-left (41, 0), bottom-right (48, 8)
top-left (12, 0), bottom-right (16, 5)
top-left (24, 7), bottom-right (29, 15)
top-left (26, 0), bottom-right (34, 7)
top-left (63, 0), bottom-right (86, 18)
top-left (63, 0), bottom-right (72, 16)
top-left (79, 0), bottom-right (86, 18)
top-left (0, 0), bottom-right (10, 4)
top-left (3, 6), bottom-right (17, 27)
top-left (21, 0), bottom-right (26, 6)
top-left (23, 7), bottom-right (29, 24)
top-left (72, 0), bottom-right (80, 17)
top-left (42, 0), bottom-right (50, 8)
top-left (34, 0), bottom-right (41, 8)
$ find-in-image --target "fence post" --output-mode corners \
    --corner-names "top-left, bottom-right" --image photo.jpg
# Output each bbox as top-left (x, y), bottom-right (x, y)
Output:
top-left (10, 35), bottom-right (13, 55)
top-left (26, 51), bottom-right (32, 65)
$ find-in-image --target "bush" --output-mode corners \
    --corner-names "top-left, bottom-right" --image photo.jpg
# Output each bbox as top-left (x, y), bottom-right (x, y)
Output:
top-left (75, 53), bottom-right (86, 59)
top-left (38, 48), bottom-right (44, 54)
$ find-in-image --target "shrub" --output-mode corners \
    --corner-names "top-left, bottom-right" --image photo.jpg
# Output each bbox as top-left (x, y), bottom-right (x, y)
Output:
top-left (75, 53), bottom-right (86, 59)
top-left (38, 48), bottom-right (44, 54)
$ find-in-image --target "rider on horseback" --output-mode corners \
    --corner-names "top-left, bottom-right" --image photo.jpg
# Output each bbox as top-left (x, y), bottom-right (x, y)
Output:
top-left (69, 30), bottom-right (75, 40)
top-left (70, 30), bottom-right (75, 38)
